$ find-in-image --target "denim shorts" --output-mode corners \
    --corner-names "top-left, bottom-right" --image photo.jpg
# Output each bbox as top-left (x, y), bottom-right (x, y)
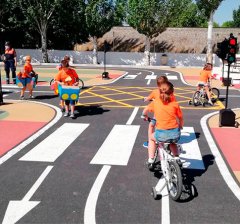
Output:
top-left (154, 128), bottom-right (180, 143)
top-left (19, 77), bottom-right (31, 87)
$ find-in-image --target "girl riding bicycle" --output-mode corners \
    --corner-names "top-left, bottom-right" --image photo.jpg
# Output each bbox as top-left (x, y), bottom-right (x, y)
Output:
top-left (142, 81), bottom-right (184, 167)
top-left (197, 63), bottom-right (214, 105)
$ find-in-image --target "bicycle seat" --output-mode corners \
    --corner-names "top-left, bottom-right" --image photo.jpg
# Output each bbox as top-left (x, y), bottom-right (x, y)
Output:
top-left (198, 84), bottom-right (204, 88)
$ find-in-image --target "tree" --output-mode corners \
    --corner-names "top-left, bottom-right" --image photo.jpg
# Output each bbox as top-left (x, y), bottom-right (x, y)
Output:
top-left (233, 6), bottom-right (240, 27)
top-left (17, 0), bottom-right (61, 62)
top-left (48, 0), bottom-right (87, 50)
top-left (127, 0), bottom-right (186, 65)
top-left (85, 0), bottom-right (123, 64)
top-left (169, 1), bottom-right (207, 28)
top-left (222, 21), bottom-right (235, 28)
top-left (196, 0), bottom-right (224, 63)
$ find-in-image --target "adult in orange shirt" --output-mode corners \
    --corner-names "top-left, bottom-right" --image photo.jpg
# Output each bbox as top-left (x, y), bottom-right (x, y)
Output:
top-left (197, 63), bottom-right (214, 105)
top-left (142, 81), bottom-right (183, 168)
top-left (143, 76), bottom-right (176, 148)
top-left (3, 42), bottom-right (17, 84)
top-left (19, 55), bottom-right (35, 99)
top-left (54, 59), bottom-right (79, 118)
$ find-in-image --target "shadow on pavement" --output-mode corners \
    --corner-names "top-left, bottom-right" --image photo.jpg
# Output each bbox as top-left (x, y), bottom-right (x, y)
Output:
top-left (75, 105), bottom-right (110, 117)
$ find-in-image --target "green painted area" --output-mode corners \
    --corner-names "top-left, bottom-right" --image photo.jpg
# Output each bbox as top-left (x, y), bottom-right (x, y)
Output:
top-left (0, 110), bottom-right (9, 120)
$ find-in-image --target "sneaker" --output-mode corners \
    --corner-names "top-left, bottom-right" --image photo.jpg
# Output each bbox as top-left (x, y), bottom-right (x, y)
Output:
top-left (146, 161), bottom-right (154, 171)
top-left (208, 100), bottom-right (213, 106)
top-left (143, 141), bottom-right (148, 148)
top-left (70, 113), bottom-right (75, 118)
top-left (20, 96), bottom-right (25, 100)
top-left (61, 107), bottom-right (65, 113)
top-left (64, 112), bottom-right (69, 117)
top-left (29, 95), bottom-right (35, 99)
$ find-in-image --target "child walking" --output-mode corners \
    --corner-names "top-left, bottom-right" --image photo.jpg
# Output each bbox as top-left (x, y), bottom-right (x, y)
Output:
top-left (19, 55), bottom-right (35, 99)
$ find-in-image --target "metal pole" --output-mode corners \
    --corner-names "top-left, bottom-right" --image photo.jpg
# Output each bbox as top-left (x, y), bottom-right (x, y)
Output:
top-left (0, 68), bottom-right (3, 105)
top-left (225, 63), bottom-right (230, 109)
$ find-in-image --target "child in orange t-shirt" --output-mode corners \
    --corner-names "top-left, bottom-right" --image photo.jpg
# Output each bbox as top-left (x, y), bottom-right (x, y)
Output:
top-left (142, 81), bottom-right (183, 167)
top-left (143, 76), bottom-right (176, 148)
top-left (197, 63), bottom-right (214, 105)
top-left (54, 59), bottom-right (79, 118)
top-left (18, 55), bottom-right (35, 99)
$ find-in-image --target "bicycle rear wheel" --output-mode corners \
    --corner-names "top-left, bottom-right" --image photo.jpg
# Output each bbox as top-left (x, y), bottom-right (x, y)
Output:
top-left (167, 160), bottom-right (183, 201)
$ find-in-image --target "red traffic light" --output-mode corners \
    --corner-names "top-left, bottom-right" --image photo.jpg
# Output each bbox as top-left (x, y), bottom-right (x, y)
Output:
top-left (229, 38), bottom-right (237, 46)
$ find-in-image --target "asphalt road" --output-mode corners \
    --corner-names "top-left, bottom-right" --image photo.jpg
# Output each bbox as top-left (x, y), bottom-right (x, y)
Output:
top-left (1, 67), bottom-right (240, 224)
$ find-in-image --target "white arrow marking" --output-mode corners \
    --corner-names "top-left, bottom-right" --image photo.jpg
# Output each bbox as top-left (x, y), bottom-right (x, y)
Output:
top-left (145, 71), bottom-right (155, 85)
top-left (179, 127), bottom-right (205, 170)
top-left (2, 166), bottom-right (53, 224)
top-left (19, 123), bottom-right (89, 162)
top-left (136, 72), bottom-right (142, 75)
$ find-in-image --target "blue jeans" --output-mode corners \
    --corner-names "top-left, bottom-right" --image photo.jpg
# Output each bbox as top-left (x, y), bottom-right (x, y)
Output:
top-left (154, 128), bottom-right (180, 143)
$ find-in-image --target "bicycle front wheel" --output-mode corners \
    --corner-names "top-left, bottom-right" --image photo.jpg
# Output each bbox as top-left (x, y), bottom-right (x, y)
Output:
top-left (192, 91), bottom-right (201, 106)
top-left (167, 160), bottom-right (183, 201)
top-left (210, 87), bottom-right (220, 101)
top-left (78, 78), bottom-right (84, 89)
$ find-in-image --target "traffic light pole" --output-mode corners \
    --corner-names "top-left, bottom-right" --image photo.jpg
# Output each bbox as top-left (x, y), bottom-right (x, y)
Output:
top-left (0, 68), bottom-right (3, 105)
top-left (225, 63), bottom-right (231, 109)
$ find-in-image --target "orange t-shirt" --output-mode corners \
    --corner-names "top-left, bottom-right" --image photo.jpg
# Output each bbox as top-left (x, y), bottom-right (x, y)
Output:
top-left (146, 98), bottom-right (183, 130)
top-left (148, 89), bottom-right (176, 101)
top-left (54, 68), bottom-right (79, 86)
top-left (199, 70), bottom-right (212, 83)
top-left (22, 62), bottom-right (33, 78)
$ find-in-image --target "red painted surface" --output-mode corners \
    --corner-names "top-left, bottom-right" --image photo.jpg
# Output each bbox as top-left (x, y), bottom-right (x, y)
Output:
top-left (96, 74), bottom-right (122, 78)
top-left (211, 128), bottom-right (240, 171)
top-left (233, 84), bottom-right (240, 89)
top-left (183, 75), bottom-right (199, 80)
top-left (0, 120), bottom-right (46, 156)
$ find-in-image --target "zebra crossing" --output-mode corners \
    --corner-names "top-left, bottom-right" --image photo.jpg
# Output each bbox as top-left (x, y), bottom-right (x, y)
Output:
top-left (18, 122), bottom-right (205, 170)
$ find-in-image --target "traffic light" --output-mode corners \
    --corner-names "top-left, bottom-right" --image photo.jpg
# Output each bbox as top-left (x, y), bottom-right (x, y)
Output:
top-left (227, 33), bottom-right (237, 64)
top-left (216, 38), bottom-right (228, 60)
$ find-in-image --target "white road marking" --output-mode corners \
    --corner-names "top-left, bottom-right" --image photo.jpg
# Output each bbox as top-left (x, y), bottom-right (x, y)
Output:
top-left (161, 186), bottom-right (170, 224)
top-left (145, 71), bottom-right (155, 85)
top-left (166, 75), bottom-right (178, 80)
top-left (145, 75), bottom-right (157, 80)
top-left (155, 177), bottom-right (170, 224)
top-left (85, 107), bottom-right (139, 224)
top-left (84, 165), bottom-right (111, 224)
top-left (201, 109), bottom-right (240, 201)
top-left (179, 127), bottom-right (205, 170)
top-left (126, 107), bottom-right (139, 125)
top-left (123, 75), bottom-right (137, 79)
top-left (0, 100), bottom-right (62, 166)
top-left (2, 166), bottom-right (53, 224)
top-left (90, 125), bottom-right (140, 166)
top-left (19, 123), bottom-right (89, 162)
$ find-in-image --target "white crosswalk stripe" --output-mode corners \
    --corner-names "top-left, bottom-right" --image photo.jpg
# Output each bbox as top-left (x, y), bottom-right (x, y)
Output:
top-left (19, 123), bottom-right (89, 162)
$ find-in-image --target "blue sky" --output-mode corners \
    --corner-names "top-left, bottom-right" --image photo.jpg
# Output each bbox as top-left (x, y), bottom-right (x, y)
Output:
top-left (214, 0), bottom-right (240, 25)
